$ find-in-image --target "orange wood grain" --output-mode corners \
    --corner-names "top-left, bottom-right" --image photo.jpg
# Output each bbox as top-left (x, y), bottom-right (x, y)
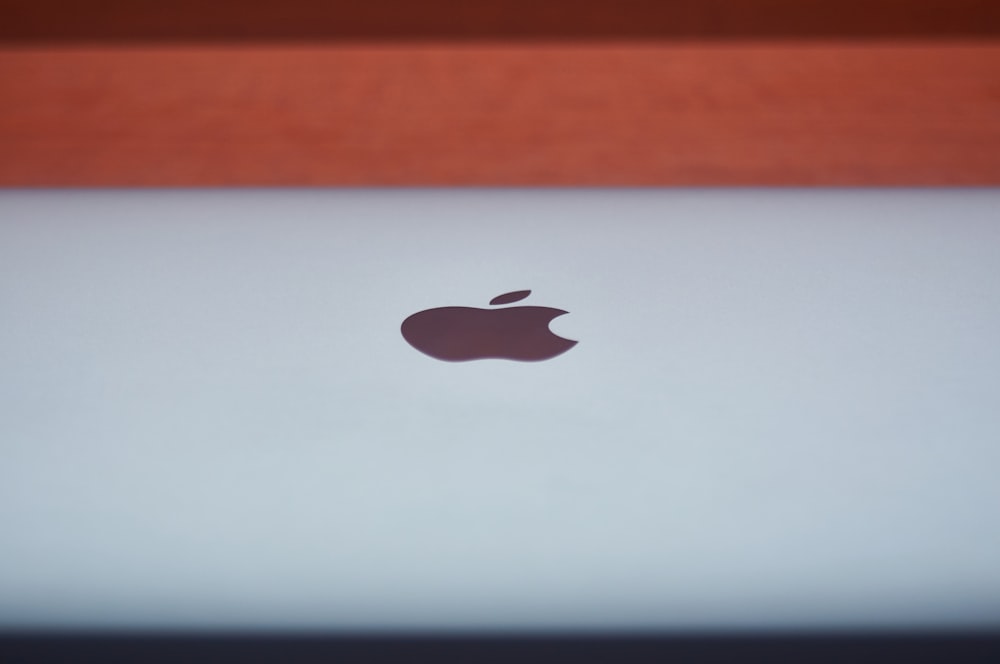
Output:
top-left (2, 43), bottom-right (999, 185)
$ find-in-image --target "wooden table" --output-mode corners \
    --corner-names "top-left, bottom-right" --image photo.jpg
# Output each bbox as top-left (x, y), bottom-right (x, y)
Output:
top-left (2, 1), bottom-right (999, 185)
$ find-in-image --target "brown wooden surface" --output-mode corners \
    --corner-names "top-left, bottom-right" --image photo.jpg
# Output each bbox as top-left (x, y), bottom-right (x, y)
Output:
top-left (4, 0), bottom-right (1000, 41)
top-left (3, 43), bottom-right (999, 185)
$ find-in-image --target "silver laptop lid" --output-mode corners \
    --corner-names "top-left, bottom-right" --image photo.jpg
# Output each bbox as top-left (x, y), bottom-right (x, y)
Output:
top-left (2, 189), bottom-right (999, 632)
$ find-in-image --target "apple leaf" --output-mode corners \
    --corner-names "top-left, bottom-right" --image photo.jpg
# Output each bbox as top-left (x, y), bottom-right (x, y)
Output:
top-left (490, 290), bottom-right (531, 305)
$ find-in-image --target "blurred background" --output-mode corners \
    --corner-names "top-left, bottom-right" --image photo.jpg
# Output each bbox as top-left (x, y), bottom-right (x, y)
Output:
top-left (1, 0), bottom-right (999, 185)
top-left (2, 6), bottom-right (1000, 662)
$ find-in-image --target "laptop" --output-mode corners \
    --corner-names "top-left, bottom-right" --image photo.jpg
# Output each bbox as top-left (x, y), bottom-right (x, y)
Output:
top-left (2, 189), bottom-right (999, 655)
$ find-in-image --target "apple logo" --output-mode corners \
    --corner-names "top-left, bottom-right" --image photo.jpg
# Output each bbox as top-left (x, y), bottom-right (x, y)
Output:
top-left (401, 290), bottom-right (577, 362)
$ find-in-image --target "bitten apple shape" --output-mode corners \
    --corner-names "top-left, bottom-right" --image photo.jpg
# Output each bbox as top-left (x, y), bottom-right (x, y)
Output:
top-left (401, 290), bottom-right (577, 362)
